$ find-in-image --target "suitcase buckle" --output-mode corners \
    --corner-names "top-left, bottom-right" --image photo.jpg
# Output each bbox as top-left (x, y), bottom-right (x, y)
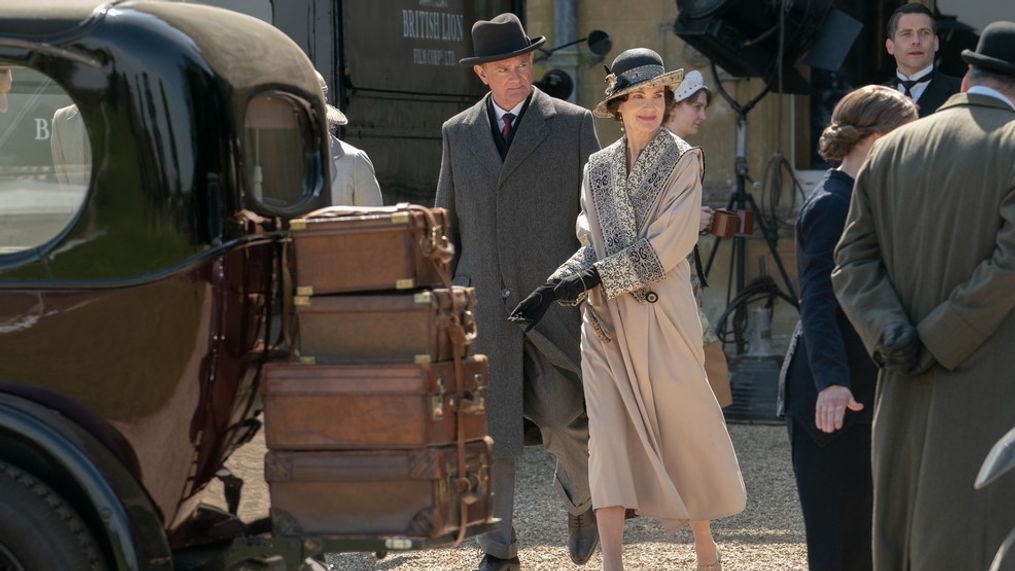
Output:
top-left (470, 372), bottom-right (486, 412)
top-left (432, 376), bottom-right (446, 420)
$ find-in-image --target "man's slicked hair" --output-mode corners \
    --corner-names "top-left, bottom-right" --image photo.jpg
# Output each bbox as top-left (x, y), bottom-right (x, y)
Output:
top-left (887, 3), bottom-right (937, 39)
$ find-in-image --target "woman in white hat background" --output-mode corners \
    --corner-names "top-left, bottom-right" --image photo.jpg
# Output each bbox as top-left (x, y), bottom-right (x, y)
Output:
top-left (663, 71), bottom-right (733, 413)
top-left (665, 70), bottom-right (714, 233)
top-left (510, 48), bottom-right (746, 571)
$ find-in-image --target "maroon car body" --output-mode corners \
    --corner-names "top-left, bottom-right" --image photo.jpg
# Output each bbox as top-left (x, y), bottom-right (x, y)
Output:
top-left (0, 1), bottom-right (328, 568)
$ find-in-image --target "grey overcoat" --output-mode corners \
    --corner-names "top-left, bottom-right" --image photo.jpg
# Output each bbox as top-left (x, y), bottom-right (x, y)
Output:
top-left (832, 93), bottom-right (1015, 571)
top-left (435, 87), bottom-right (599, 457)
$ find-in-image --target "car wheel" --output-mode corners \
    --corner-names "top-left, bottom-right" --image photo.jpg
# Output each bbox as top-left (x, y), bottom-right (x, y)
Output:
top-left (0, 460), bottom-right (107, 571)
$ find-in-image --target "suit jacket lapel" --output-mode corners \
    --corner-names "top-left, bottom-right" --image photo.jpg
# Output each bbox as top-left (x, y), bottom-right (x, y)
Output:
top-left (497, 88), bottom-right (553, 188)
top-left (919, 71), bottom-right (948, 116)
top-left (463, 93), bottom-right (503, 180)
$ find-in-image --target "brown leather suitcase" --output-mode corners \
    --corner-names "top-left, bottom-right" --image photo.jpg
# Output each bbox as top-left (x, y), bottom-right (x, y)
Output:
top-left (290, 204), bottom-right (452, 295)
top-left (262, 357), bottom-right (488, 449)
top-left (294, 287), bottom-right (477, 364)
top-left (266, 438), bottom-right (494, 539)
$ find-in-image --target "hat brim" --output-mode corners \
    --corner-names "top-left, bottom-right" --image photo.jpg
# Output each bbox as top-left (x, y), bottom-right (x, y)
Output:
top-left (593, 69), bottom-right (685, 119)
top-left (326, 104), bottom-right (347, 126)
top-left (961, 49), bottom-right (1015, 76)
top-left (459, 36), bottom-right (546, 66)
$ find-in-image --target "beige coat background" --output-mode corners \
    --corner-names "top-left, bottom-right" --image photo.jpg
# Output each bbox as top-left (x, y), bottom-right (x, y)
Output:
top-left (832, 93), bottom-right (1015, 571)
top-left (553, 129), bottom-right (746, 532)
top-left (328, 136), bottom-right (382, 206)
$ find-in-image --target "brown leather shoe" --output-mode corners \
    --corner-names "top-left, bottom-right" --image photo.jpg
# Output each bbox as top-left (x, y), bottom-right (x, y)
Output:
top-left (567, 507), bottom-right (599, 565)
top-left (476, 553), bottom-right (520, 571)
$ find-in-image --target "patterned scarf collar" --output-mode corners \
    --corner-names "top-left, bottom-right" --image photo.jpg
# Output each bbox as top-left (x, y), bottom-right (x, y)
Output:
top-left (589, 128), bottom-right (684, 256)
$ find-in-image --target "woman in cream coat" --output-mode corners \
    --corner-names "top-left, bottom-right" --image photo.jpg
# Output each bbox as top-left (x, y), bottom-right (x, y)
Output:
top-left (510, 48), bottom-right (745, 571)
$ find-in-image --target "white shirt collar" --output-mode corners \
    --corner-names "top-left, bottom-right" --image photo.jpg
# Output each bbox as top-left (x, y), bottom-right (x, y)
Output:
top-left (967, 85), bottom-right (1015, 111)
top-left (897, 63), bottom-right (934, 82)
top-left (492, 96), bottom-right (526, 127)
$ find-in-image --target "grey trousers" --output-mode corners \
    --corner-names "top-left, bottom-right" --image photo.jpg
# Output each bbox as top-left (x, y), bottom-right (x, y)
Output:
top-left (478, 339), bottom-right (592, 559)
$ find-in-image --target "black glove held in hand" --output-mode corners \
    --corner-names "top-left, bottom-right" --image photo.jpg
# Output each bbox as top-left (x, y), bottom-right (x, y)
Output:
top-left (508, 283), bottom-right (557, 331)
top-left (553, 267), bottom-right (602, 304)
top-left (874, 322), bottom-right (921, 374)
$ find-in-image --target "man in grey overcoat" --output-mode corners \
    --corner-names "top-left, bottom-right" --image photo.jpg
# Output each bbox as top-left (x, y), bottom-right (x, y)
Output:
top-left (832, 21), bottom-right (1015, 571)
top-left (434, 13), bottom-right (600, 571)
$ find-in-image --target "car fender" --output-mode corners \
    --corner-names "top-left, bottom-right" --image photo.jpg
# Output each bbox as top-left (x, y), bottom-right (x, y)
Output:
top-left (0, 394), bottom-right (172, 570)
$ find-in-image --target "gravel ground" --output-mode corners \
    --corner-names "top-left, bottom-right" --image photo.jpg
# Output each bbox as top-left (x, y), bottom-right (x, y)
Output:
top-left (202, 423), bottom-right (806, 570)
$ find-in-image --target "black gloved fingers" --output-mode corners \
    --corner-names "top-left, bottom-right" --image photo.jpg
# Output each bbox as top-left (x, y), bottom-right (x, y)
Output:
top-left (508, 282), bottom-right (557, 327)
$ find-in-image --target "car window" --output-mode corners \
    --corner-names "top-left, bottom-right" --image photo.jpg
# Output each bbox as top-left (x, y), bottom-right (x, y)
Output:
top-left (0, 65), bottom-right (90, 255)
top-left (243, 92), bottom-right (317, 212)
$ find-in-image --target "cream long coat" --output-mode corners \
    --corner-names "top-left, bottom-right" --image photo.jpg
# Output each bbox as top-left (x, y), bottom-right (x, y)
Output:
top-left (552, 129), bottom-right (746, 531)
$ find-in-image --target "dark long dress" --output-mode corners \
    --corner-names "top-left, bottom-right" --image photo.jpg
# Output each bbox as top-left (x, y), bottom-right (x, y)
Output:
top-left (783, 168), bottom-right (877, 571)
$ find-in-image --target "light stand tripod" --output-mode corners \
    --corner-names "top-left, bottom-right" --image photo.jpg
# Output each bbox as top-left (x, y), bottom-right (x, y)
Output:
top-left (703, 62), bottom-right (798, 312)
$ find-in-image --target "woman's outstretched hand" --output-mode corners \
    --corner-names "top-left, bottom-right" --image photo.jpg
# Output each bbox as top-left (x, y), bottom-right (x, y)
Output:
top-left (553, 267), bottom-right (602, 304)
top-left (508, 283), bottom-right (557, 331)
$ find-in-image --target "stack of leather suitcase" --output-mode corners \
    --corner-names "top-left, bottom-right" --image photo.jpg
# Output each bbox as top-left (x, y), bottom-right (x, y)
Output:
top-left (262, 204), bottom-right (493, 542)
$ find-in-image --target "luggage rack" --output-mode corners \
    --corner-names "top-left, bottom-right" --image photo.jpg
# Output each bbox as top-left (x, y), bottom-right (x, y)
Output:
top-left (182, 521), bottom-right (498, 570)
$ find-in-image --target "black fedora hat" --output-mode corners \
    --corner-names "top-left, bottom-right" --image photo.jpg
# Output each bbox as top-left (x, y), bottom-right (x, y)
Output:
top-left (962, 20), bottom-right (1015, 76)
top-left (594, 48), bottom-right (684, 118)
top-left (459, 13), bottom-right (545, 66)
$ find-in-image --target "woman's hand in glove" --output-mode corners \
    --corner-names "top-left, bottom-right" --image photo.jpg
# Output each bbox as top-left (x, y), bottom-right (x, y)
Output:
top-left (508, 282), bottom-right (558, 331)
top-left (553, 267), bottom-right (602, 304)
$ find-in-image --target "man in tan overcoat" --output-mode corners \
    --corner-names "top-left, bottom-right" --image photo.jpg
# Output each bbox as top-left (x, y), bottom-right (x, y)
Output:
top-left (832, 21), bottom-right (1015, 571)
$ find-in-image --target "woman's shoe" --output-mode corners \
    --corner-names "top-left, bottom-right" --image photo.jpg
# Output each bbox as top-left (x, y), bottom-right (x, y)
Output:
top-left (695, 547), bottom-right (722, 571)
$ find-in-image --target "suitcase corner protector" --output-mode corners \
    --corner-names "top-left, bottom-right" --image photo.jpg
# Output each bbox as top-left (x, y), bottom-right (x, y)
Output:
top-left (296, 286), bottom-right (314, 296)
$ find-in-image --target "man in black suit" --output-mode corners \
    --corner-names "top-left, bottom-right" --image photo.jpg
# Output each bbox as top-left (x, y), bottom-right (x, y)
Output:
top-left (883, 3), bottom-right (961, 117)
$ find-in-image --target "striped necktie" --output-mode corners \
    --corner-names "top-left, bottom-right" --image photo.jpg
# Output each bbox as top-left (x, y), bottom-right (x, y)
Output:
top-left (501, 113), bottom-right (515, 139)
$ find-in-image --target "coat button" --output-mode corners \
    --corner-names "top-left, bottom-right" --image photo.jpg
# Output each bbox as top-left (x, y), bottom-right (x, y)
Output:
top-left (645, 291), bottom-right (659, 303)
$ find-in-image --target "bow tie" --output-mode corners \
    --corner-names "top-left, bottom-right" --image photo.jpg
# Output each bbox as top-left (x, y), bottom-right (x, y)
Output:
top-left (899, 70), bottom-right (933, 98)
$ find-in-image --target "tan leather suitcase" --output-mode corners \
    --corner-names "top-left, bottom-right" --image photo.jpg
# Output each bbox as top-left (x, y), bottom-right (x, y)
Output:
top-left (294, 287), bottom-right (477, 364)
top-left (262, 357), bottom-right (488, 449)
top-left (290, 204), bottom-right (452, 295)
top-left (266, 438), bottom-right (494, 539)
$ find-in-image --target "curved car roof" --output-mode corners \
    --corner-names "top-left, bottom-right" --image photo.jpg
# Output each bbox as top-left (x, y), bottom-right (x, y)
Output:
top-left (0, 0), bottom-right (111, 39)
top-left (0, 0), bottom-right (320, 99)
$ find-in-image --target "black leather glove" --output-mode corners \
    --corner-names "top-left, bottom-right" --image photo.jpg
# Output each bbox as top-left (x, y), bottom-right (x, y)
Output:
top-left (553, 267), bottom-right (602, 304)
top-left (874, 322), bottom-right (921, 374)
top-left (508, 283), bottom-right (557, 331)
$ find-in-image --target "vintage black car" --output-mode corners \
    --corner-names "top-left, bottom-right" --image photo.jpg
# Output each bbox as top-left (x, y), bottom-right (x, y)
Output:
top-left (0, 1), bottom-right (335, 568)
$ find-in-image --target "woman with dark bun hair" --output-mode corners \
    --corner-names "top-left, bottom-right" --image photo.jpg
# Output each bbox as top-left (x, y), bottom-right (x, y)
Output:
top-left (781, 84), bottom-right (917, 571)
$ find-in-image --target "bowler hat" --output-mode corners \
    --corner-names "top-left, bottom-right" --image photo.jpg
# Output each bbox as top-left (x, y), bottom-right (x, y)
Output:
top-left (961, 21), bottom-right (1015, 77)
top-left (459, 13), bottom-right (545, 66)
top-left (594, 48), bottom-right (684, 119)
